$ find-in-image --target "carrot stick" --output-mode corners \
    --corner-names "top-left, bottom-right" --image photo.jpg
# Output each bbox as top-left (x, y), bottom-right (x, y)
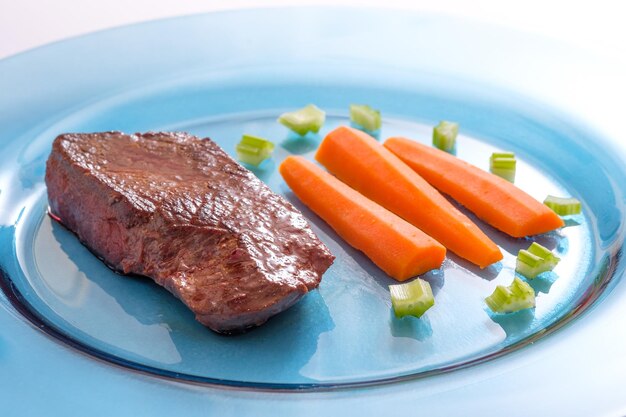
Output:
top-left (315, 126), bottom-right (502, 268)
top-left (384, 137), bottom-right (565, 237)
top-left (279, 156), bottom-right (446, 281)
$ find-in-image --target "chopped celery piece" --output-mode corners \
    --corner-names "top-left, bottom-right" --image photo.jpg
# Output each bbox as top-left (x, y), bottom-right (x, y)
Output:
top-left (389, 278), bottom-right (434, 318)
top-left (235, 134), bottom-right (274, 167)
top-left (515, 242), bottom-right (560, 279)
top-left (543, 195), bottom-right (581, 216)
top-left (277, 104), bottom-right (326, 136)
top-left (527, 242), bottom-right (557, 260)
top-left (485, 277), bottom-right (536, 313)
top-left (489, 152), bottom-right (516, 182)
top-left (239, 134), bottom-right (275, 152)
top-left (235, 146), bottom-right (267, 166)
top-left (490, 152), bottom-right (515, 165)
top-left (350, 104), bottom-right (381, 132)
top-left (432, 121), bottom-right (459, 152)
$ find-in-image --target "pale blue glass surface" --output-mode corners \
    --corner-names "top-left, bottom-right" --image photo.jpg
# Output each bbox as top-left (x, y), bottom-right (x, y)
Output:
top-left (0, 8), bottom-right (624, 416)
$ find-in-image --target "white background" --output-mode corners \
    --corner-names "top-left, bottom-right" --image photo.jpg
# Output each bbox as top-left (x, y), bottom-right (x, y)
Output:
top-left (1, 0), bottom-right (626, 60)
top-left (1, 0), bottom-right (625, 159)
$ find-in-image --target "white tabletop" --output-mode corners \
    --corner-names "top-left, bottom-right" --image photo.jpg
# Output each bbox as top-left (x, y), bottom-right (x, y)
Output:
top-left (2, 0), bottom-right (625, 60)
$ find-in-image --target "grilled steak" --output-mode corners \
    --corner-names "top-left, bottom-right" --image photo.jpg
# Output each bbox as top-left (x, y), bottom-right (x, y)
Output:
top-left (45, 131), bottom-right (334, 333)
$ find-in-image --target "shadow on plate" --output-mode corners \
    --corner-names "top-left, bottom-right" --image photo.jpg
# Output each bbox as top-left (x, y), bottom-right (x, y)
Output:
top-left (242, 158), bottom-right (276, 183)
top-left (446, 252), bottom-right (502, 281)
top-left (488, 308), bottom-right (536, 339)
top-left (50, 219), bottom-right (334, 383)
top-left (525, 271), bottom-right (558, 294)
top-left (388, 310), bottom-right (433, 341)
top-left (280, 132), bottom-right (321, 155)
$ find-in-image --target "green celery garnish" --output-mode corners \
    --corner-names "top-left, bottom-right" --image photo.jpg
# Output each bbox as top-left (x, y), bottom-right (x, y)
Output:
top-left (527, 242), bottom-right (557, 260)
top-left (543, 195), bottom-right (582, 216)
top-left (432, 121), bottom-right (459, 152)
top-left (489, 152), bottom-right (516, 182)
top-left (515, 242), bottom-right (560, 279)
top-left (350, 104), bottom-right (381, 132)
top-left (389, 278), bottom-right (434, 318)
top-left (485, 277), bottom-right (536, 313)
top-left (278, 104), bottom-right (326, 136)
top-left (235, 134), bottom-right (275, 167)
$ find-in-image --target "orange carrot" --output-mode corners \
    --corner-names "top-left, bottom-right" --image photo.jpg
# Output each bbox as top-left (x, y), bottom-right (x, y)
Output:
top-left (279, 156), bottom-right (446, 281)
top-left (384, 137), bottom-right (565, 237)
top-left (315, 126), bottom-right (502, 268)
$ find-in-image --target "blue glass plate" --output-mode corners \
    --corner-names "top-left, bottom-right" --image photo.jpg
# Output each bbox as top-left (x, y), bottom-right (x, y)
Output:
top-left (0, 7), bottom-right (624, 416)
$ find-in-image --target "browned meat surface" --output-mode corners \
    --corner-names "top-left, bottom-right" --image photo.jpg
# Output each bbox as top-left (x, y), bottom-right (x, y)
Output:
top-left (45, 131), bottom-right (334, 333)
